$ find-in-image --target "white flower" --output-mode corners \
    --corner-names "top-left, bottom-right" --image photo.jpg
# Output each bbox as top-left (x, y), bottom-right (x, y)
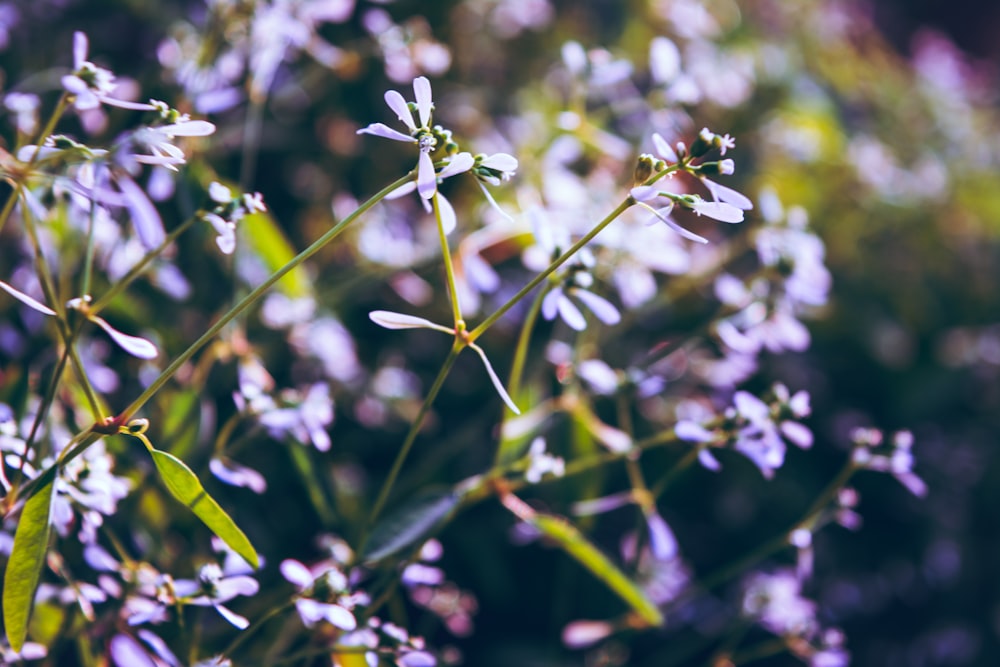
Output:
top-left (61, 32), bottom-right (154, 111)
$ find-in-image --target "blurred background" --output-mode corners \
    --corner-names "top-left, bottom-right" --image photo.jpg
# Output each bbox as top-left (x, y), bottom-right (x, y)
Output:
top-left (1, 0), bottom-right (999, 665)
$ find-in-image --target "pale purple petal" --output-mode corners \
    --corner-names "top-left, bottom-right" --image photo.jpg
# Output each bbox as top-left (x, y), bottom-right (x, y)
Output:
top-left (646, 512), bottom-right (678, 560)
top-left (734, 391), bottom-right (769, 423)
top-left (572, 289), bottom-right (621, 326)
top-left (476, 181), bottom-right (515, 222)
top-left (698, 448), bottom-right (723, 471)
top-left (369, 310), bottom-right (452, 333)
top-left (384, 89), bottom-right (416, 132)
top-left (541, 287), bottom-right (562, 321)
top-left (630, 185), bottom-right (659, 202)
top-left (480, 152), bottom-right (518, 171)
top-left (780, 421), bottom-right (814, 449)
top-left (215, 576), bottom-right (260, 601)
top-left (557, 294), bottom-right (587, 331)
top-left (356, 123), bottom-right (416, 143)
top-left (385, 181), bottom-right (418, 199)
top-left (435, 192), bottom-right (457, 235)
top-left (653, 209), bottom-right (708, 244)
top-left (571, 490), bottom-right (634, 516)
top-left (102, 97), bottom-right (157, 111)
top-left (90, 316), bottom-right (159, 359)
top-left (412, 76), bottom-right (432, 127)
top-left (213, 603), bottom-right (250, 629)
top-left (110, 634), bottom-right (156, 667)
top-left (692, 200), bottom-right (744, 223)
top-left (675, 420), bottom-right (714, 442)
top-left (652, 133), bottom-right (678, 162)
top-left (894, 471), bottom-right (928, 497)
top-left (72, 31), bottom-right (88, 69)
top-left (321, 603), bottom-right (357, 630)
top-left (703, 178), bottom-right (753, 210)
top-left (137, 629), bottom-right (180, 667)
top-left (61, 74), bottom-right (89, 96)
top-left (398, 651), bottom-right (436, 667)
top-left (562, 620), bottom-right (614, 649)
top-left (280, 559), bottom-right (313, 590)
top-left (0, 280), bottom-right (56, 315)
top-left (438, 152), bottom-right (474, 179)
top-left (417, 151), bottom-right (436, 200)
top-left (118, 175), bottom-right (166, 249)
top-left (161, 120), bottom-right (216, 137)
top-left (470, 343), bottom-right (520, 414)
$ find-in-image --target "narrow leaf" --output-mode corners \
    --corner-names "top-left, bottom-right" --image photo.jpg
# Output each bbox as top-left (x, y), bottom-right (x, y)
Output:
top-left (148, 448), bottom-right (259, 569)
top-left (361, 491), bottom-right (459, 564)
top-left (531, 513), bottom-right (664, 627)
top-left (3, 478), bottom-right (55, 652)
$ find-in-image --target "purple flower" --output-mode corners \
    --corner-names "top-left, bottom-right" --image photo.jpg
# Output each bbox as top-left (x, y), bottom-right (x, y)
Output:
top-left (61, 32), bottom-right (154, 112)
top-left (280, 559), bottom-right (358, 631)
top-left (172, 560), bottom-right (260, 630)
top-left (357, 76), bottom-right (437, 199)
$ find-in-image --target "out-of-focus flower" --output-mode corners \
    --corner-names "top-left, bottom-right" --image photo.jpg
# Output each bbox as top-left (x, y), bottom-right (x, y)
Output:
top-left (280, 558), bottom-right (358, 630)
top-left (523, 437), bottom-right (565, 483)
top-left (851, 428), bottom-right (927, 497)
top-left (62, 32), bottom-right (154, 112)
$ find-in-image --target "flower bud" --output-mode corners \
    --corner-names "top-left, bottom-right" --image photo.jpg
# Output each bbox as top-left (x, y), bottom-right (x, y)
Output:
top-left (633, 153), bottom-right (656, 184)
top-left (689, 127), bottom-right (715, 158)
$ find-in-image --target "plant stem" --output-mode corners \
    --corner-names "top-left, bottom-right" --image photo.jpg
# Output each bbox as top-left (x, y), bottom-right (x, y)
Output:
top-left (360, 343), bottom-right (462, 550)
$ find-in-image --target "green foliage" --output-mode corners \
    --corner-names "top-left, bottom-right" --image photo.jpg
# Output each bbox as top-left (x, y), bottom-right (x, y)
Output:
top-left (3, 476), bottom-right (55, 652)
top-left (147, 447), bottom-right (259, 569)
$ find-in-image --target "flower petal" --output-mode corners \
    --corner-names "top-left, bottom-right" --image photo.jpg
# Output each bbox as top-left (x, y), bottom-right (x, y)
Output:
top-left (368, 310), bottom-right (453, 334)
top-left (161, 120), bottom-right (216, 137)
top-left (438, 152), bottom-right (474, 179)
top-left (412, 76), bottom-right (432, 127)
top-left (557, 294), bottom-right (587, 331)
top-left (417, 151), bottom-right (437, 200)
top-left (356, 123), bottom-right (416, 143)
top-left (691, 200), bottom-right (744, 223)
top-left (652, 133), bottom-right (678, 162)
top-left (118, 175), bottom-right (166, 249)
top-left (480, 152), bottom-right (518, 172)
top-left (213, 603), bottom-right (250, 629)
top-left (434, 192), bottom-right (457, 235)
top-left (90, 316), bottom-right (159, 359)
top-left (470, 343), bottom-right (520, 414)
top-left (703, 178), bottom-right (753, 210)
top-left (0, 280), bottom-right (56, 315)
top-left (279, 559), bottom-right (313, 590)
top-left (384, 89), bottom-right (416, 132)
top-left (649, 207), bottom-right (709, 244)
top-left (571, 289), bottom-right (621, 326)
top-left (72, 31), bottom-right (88, 69)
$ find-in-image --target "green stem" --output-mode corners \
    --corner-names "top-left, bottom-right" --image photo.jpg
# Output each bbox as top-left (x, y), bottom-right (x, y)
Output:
top-left (360, 343), bottom-right (463, 550)
top-left (121, 174), bottom-right (412, 421)
top-left (468, 197), bottom-right (633, 342)
top-left (17, 188), bottom-right (104, 419)
top-left (221, 600), bottom-right (293, 660)
top-left (89, 214), bottom-right (198, 315)
top-left (434, 193), bottom-right (463, 328)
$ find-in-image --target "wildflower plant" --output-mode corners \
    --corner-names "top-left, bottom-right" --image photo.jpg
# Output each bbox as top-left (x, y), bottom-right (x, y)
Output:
top-left (0, 4), bottom-right (955, 667)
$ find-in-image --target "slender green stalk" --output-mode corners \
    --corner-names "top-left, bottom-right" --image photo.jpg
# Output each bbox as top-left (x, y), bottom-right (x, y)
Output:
top-left (18, 189), bottom-right (104, 419)
top-left (468, 197), bottom-right (633, 341)
top-left (121, 174), bottom-right (412, 421)
top-left (361, 343), bottom-right (462, 548)
top-left (434, 193), bottom-right (463, 328)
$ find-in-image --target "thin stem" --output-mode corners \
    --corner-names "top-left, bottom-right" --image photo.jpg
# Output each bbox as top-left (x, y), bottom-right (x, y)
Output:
top-left (18, 188), bottom-right (104, 419)
top-left (360, 343), bottom-right (462, 550)
top-left (221, 600), bottom-right (293, 659)
top-left (121, 174), bottom-right (413, 421)
top-left (468, 197), bottom-right (633, 342)
top-left (14, 340), bottom-right (73, 487)
top-left (80, 189), bottom-right (99, 298)
top-left (434, 193), bottom-right (463, 328)
top-left (89, 214), bottom-right (198, 315)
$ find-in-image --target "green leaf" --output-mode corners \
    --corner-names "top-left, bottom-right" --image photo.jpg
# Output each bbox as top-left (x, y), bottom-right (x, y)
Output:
top-left (241, 210), bottom-right (312, 298)
top-left (3, 477), bottom-right (55, 652)
top-left (361, 491), bottom-right (460, 565)
top-left (532, 513), bottom-right (664, 628)
top-left (149, 448), bottom-right (259, 569)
